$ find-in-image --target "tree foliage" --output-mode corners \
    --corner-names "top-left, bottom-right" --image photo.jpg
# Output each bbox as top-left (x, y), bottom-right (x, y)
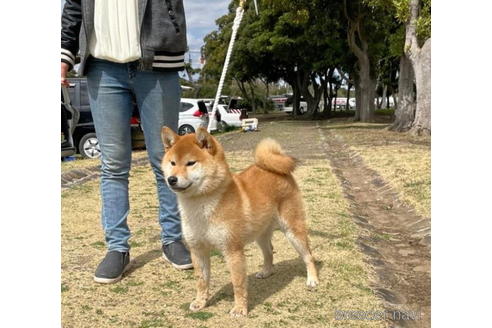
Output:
top-left (197, 0), bottom-right (430, 126)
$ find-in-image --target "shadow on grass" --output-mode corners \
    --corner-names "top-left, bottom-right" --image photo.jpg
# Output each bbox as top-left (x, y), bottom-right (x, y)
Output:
top-left (309, 229), bottom-right (344, 240)
top-left (208, 258), bottom-right (324, 312)
top-left (125, 248), bottom-right (162, 276)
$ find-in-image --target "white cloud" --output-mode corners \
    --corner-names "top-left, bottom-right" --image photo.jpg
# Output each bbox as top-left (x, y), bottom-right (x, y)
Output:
top-left (184, 1), bottom-right (231, 67)
top-left (184, 0), bottom-right (230, 29)
top-left (184, 0), bottom-right (230, 51)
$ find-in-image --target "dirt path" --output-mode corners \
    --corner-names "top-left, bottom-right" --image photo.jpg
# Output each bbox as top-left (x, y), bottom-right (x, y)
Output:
top-left (317, 122), bottom-right (431, 327)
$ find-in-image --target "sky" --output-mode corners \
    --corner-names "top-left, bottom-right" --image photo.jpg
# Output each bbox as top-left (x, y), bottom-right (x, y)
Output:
top-left (61, 0), bottom-right (230, 68)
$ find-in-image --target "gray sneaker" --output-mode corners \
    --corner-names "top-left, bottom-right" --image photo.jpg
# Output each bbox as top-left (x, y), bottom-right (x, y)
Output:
top-left (94, 251), bottom-right (131, 284)
top-left (162, 241), bottom-right (193, 270)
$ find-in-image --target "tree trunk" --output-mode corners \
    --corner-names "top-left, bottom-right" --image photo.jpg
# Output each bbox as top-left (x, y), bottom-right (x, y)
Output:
top-left (354, 73), bottom-right (361, 121)
top-left (247, 81), bottom-right (257, 114)
top-left (322, 73), bottom-right (329, 113)
top-left (375, 80), bottom-right (382, 109)
top-left (389, 55), bottom-right (416, 131)
top-left (344, 5), bottom-right (375, 122)
top-left (403, 0), bottom-right (431, 135)
top-left (381, 85), bottom-right (388, 109)
top-left (346, 83), bottom-right (352, 111)
top-left (410, 38), bottom-right (431, 135)
top-left (235, 79), bottom-right (252, 110)
top-left (261, 79), bottom-right (270, 114)
top-left (322, 68), bottom-right (335, 118)
top-left (295, 70), bottom-right (307, 116)
top-left (291, 81), bottom-right (299, 117)
top-left (358, 60), bottom-right (376, 122)
top-left (297, 70), bottom-right (322, 116)
top-left (393, 93), bottom-right (398, 106)
top-left (333, 87), bottom-right (339, 112)
top-left (307, 75), bottom-right (323, 116)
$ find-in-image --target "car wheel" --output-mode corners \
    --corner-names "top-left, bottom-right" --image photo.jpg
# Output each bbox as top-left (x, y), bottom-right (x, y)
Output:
top-left (79, 133), bottom-right (101, 159)
top-left (178, 124), bottom-right (195, 135)
top-left (217, 121), bottom-right (229, 133)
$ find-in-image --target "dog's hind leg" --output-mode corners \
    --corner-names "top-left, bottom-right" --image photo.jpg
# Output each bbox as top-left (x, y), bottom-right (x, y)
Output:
top-left (189, 247), bottom-right (211, 312)
top-left (255, 226), bottom-right (274, 279)
top-left (278, 198), bottom-right (319, 289)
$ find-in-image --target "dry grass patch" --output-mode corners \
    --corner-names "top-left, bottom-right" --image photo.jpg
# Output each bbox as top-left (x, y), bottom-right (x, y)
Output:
top-left (324, 122), bottom-right (431, 218)
top-left (62, 150), bottom-right (384, 328)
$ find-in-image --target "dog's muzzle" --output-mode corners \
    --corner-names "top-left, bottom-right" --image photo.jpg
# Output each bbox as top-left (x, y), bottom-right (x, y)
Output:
top-left (167, 177), bottom-right (192, 192)
top-left (167, 176), bottom-right (178, 186)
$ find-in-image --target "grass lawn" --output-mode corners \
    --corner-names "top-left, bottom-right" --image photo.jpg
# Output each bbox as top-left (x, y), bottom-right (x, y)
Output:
top-left (61, 148), bottom-right (384, 327)
top-left (324, 122), bottom-right (431, 218)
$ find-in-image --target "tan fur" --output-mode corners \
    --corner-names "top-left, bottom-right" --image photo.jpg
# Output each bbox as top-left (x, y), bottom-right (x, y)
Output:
top-left (254, 138), bottom-right (297, 175)
top-left (161, 127), bottom-right (319, 317)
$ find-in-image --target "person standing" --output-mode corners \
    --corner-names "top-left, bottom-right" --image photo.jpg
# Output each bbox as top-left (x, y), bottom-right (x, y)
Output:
top-left (61, 0), bottom-right (192, 284)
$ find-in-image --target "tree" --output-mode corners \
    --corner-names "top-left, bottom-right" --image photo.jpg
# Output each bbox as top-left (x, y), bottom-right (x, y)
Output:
top-left (405, 0), bottom-right (431, 135)
top-left (344, 0), bottom-right (375, 121)
top-left (343, 0), bottom-right (396, 122)
top-left (385, 23), bottom-right (417, 131)
top-left (391, 54), bottom-right (416, 131)
top-left (199, 0), bottom-right (429, 125)
top-left (367, 0), bottom-right (431, 134)
top-left (201, 0), bottom-right (353, 117)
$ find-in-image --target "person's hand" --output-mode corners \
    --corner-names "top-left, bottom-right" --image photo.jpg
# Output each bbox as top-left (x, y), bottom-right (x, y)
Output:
top-left (61, 62), bottom-right (70, 87)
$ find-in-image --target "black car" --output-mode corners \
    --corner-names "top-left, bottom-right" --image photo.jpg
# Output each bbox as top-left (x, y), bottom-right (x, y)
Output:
top-left (61, 87), bottom-right (79, 158)
top-left (63, 78), bottom-right (145, 159)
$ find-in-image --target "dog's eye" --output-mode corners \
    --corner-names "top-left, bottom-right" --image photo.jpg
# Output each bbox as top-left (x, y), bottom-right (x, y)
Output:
top-left (186, 161), bottom-right (196, 166)
top-left (170, 161), bottom-right (176, 166)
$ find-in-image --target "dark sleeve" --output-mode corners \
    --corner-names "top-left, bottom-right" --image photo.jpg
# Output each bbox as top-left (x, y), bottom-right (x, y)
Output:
top-left (61, 0), bottom-right (82, 70)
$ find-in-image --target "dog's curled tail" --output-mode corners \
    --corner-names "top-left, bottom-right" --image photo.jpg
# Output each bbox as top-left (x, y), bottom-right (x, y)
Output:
top-left (254, 138), bottom-right (296, 175)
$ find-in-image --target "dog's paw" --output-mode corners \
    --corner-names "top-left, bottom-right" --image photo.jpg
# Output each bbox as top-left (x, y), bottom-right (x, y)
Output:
top-left (229, 306), bottom-right (248, 317)
top-left (255, 269), bottom-right (273, 279)
top-left (189, 299), bottom-right (207, 312)
top-left (306, 276), bottom-right (319, 290)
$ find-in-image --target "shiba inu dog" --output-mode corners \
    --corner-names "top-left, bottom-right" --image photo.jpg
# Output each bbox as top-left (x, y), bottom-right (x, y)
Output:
top-left (160, 126), bottom-right (319, 317)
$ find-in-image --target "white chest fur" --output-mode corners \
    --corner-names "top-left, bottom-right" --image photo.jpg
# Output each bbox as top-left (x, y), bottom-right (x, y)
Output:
top-left (178, 194), bottom-right (228, 250)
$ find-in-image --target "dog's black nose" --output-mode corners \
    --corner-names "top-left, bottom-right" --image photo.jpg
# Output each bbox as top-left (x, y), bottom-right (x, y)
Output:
top-left (167, 176), bottom-right (178, 186)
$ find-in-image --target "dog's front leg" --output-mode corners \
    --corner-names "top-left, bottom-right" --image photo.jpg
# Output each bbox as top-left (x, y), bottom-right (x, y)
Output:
top-left (189, 248), bottom-right (210, 312)
top-left (225, 249), bottom-right (248, 317)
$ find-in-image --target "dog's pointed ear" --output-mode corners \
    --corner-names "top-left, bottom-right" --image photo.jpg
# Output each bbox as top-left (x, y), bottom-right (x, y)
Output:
top-left (196, 127), bottom-right (217, 155)
top-left (161, 126), bottom-right (179, 152)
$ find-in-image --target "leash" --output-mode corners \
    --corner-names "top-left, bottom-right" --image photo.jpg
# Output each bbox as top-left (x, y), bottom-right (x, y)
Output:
top-left (206, 0), bottom-right (258, 132)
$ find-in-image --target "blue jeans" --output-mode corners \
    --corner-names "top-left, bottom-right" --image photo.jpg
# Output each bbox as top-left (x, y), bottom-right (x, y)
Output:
top-left (86, 57), bottom-right (182, 252)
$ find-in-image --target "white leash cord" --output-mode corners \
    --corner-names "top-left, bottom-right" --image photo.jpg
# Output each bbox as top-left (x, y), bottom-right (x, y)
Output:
top-left (206, 6), bottom-right (245, 132)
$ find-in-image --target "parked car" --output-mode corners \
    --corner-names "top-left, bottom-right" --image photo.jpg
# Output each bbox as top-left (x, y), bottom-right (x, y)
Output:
top-left (270, 95), bottom-right (288, 111)
top-left (206, 97), bottom-right (246, 132)
top-left (178, 98), bottom-right (209, 135)
top-left (348, 97), bottom-right (356, 109)
top-left (282, 94), bottom-right (308, 114)
top-left (207, 104), bottom-right (244, 131)
top-left (319, 98), bottom-right (349, 110)
top-left (61, 87), bottom-right (79, 158)
top-left (66, 78), bottom-right (145, 159)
